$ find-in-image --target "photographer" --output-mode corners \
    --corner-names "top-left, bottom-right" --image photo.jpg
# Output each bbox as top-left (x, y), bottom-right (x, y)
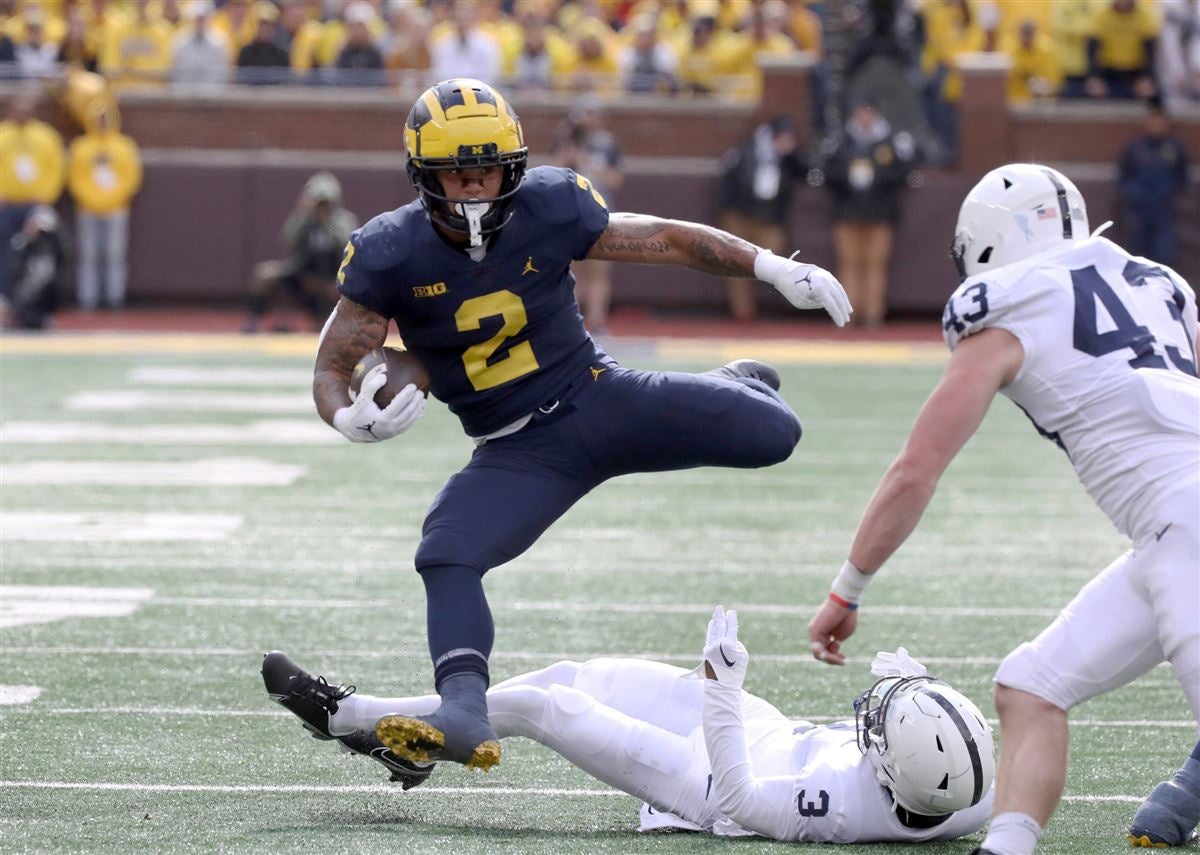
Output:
top-left (241, 172), bottom-right (357, 333)
top-left (1, 205), bottom-right (68, 331)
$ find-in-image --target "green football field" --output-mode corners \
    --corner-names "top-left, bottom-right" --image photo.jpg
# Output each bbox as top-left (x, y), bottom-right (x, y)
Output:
top-left (0, 334), bottom-right (1192, 854)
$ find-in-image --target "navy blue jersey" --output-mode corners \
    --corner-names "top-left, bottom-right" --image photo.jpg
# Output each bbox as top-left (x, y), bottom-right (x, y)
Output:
top-left (337, 166), bottom-right (610, 436)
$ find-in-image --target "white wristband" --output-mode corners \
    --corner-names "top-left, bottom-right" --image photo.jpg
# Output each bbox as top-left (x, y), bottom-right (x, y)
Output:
top-left (753, 249), bottom-right (786, 284)
top-left (831, 560), bottom-right (872, 605)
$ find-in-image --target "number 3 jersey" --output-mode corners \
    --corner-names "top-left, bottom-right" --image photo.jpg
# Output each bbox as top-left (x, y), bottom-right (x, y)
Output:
top-left (337, 166), bottom-right (609, 437)
top-left (943, 236), bottom-right (1199, 541)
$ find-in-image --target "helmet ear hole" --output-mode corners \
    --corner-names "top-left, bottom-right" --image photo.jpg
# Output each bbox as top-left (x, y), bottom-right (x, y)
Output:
top-left (976, 247), bottom-right (993, 265)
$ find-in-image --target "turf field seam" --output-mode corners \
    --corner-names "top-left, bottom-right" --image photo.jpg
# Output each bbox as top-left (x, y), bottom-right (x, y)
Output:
top-left (0, 781), bottom-right (1144, 803)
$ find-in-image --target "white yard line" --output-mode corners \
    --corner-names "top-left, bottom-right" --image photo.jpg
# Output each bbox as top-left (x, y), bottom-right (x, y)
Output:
top-left (0, 585), bottom-right (155, 629)
top-left (0, 459), bottom-right (305, 487)
top-left (136, 596), bottom-right (1062, 619)
top-left (0, 686), bottom-right (42, 705)
top-left (0, 513), bottom-right (241, 542)
top-left (0, 780), bottom-right (1145, 803)
top-left (66, 390), bottom-right (314, 413)
top-left (128, 367), bottom-right (313, 387)
top-left (0, 421), bottom-right (340, 445)
top-left (0, 706), bottom-right (1190, 729)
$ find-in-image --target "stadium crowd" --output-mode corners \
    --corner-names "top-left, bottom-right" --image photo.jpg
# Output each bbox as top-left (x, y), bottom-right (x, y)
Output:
top-left (0, 0), bottom-right (1194, 107)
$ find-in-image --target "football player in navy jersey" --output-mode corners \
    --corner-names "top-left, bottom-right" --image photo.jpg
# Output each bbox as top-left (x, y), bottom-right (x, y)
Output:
top-left (267, 78), bottom-right (851, 778)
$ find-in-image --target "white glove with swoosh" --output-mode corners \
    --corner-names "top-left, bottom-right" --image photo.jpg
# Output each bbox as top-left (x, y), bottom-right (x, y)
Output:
top-left (332, 364), bottom-right (426, 443)
top-left (755, 250), bottom-right (853, 327)
top-left (703, 605), bottom-right (748, 689)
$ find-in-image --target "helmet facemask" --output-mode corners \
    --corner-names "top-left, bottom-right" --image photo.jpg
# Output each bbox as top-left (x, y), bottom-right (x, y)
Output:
top-left (408, 145), bottom-right (527, 248)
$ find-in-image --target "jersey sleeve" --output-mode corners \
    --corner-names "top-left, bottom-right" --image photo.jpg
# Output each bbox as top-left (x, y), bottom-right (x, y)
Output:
top-left (522, 166), bottom-right (610, 261)
top-left (335, 215), bottom-right (409, 318)
top-left (569, 169), bottom-right (611, 260)
top-left (702, 681), bottom-right (802, 841)
top-left (941, 276), bottom-right (1020, 352)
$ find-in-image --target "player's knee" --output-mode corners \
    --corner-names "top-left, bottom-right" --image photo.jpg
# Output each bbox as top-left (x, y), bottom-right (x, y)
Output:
top-left (995, 644), bottom-right (1077, 712)
top-left (747, 408), bottom-right (802, 467)
top-left (415, 535), bottom-right (484, 574)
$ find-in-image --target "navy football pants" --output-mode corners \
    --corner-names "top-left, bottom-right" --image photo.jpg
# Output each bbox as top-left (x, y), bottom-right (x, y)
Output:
top-left (414, 361), bottom-right (803, 688)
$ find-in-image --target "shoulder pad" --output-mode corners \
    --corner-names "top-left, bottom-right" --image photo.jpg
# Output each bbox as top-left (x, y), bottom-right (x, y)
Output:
top-left (348, 203), bottom-right (422, 271)
top-left (517, 166), bottom-right (586, 225)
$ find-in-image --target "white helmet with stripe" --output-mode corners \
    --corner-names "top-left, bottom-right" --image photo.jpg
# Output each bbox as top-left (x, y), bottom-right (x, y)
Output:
top-left (951, 163), bottom-right (1089, 282)
top-left (855, 675), bottom-right (996, 817)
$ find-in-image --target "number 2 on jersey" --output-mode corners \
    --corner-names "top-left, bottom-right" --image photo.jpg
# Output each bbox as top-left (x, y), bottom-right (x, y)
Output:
top-left (455, 290), bottom-right (540, 391)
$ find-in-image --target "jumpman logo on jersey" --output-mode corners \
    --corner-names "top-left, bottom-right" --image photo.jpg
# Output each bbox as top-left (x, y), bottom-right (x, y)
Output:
top-left (522, 256), bottom-right (540, 275)
top-left (590, 367), bottom-right (607, 381)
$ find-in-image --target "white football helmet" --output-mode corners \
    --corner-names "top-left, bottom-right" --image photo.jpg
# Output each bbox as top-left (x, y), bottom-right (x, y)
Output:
top-left (951, 163), bottom-right (1089, 282)
top-left (855, 675), bottom-right (996, 817)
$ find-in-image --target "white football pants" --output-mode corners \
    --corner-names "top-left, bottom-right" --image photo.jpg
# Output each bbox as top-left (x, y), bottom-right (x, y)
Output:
top-left (334, 657), bottom-right (786, 825)
top-left (996, 485), bottom-right (1200, 726)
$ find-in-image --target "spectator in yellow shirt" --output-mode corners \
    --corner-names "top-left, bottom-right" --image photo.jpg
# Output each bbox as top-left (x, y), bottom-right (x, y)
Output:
top-left (1086, 0), bottom-right (1160, 99)
top-left (564, 19), bottom-right (620, 93)
top-left (101, 0), bottom-right (175, 87)
top-left (0, 90), bottom-right (65, 299)
top-left (1051, 0), bottom-right (1105, 97)
top-left (67, 107), bottom-right (142, 310)
top-left (1006, 19), bottom-right (1063, 103)
top-left (921, 0), bottom-right (984, 159)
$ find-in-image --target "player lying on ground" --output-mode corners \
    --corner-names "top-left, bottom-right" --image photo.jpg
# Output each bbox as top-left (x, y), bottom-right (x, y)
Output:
top-left (264, 607), bottom-right (995, 843)
top-left (805, 163), bottom-right (1200, 853)
top-left (309, 77), bottom-right (851, 775)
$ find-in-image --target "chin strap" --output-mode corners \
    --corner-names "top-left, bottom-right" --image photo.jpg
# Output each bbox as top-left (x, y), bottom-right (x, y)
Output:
top-left (1090, 220), bottom-right (1113, 238)
top-left (455, 200), bottom-right (490, 247)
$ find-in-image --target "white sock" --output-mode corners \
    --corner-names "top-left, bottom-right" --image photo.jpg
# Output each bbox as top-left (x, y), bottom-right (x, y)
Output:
top-left (981, 812), bottom-right (1043, 855)
top-left (330, 692), bottom-right (440, 734)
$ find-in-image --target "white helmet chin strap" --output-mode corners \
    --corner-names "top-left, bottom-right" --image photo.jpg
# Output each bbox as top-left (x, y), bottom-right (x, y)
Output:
top-left (1091, 220), bottom-right (1114, 238)
top-left (455, 200), bottom-right (491, 247)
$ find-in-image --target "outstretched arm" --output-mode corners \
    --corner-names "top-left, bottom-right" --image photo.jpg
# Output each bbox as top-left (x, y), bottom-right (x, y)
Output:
top-left (586, 213), bottom-right (852, 326)
top-left (808, 327), bottom-right (1024, 664)
top-left (586, 212), bottom-right (759, 275)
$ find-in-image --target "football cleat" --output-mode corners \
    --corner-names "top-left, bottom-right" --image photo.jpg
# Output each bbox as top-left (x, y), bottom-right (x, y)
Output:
top-left (707, 359), bottom-right (782, 392)
top-left (261, 650), bottom-right (355, 740)
top-left (1128, 776), bottom-right (1200, 848)
top-left (966, 849), bottom-right (1000, 855)
top-left (376, 711), bottom-right (501, 772)
top-left (336, 728), bottom-right (436, 791)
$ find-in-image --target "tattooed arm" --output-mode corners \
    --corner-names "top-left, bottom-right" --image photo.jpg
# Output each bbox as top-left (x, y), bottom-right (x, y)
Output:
top-left (586, 212), bottom-right (760, 277)
top-left (313, 296), bottom-right (389, 426)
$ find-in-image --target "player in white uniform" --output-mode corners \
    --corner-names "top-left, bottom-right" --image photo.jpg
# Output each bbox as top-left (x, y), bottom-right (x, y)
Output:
top-left (263, 607), bottom-right (996, 844)
top-left (805, 163), bottom-right (1200, 853)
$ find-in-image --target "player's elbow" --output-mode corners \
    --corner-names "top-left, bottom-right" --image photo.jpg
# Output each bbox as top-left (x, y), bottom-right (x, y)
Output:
top-left (714, 782), bottom-right (755, 821)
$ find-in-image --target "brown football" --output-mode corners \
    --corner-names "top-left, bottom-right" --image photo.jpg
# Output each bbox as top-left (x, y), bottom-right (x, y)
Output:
top-left (349, 346), bottom-right (431, 407)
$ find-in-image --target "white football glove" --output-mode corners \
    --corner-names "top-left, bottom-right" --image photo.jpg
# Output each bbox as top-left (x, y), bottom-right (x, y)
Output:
top-left (703, 605), bottom-right (748, 689)
top-left (754, 250), bottom-right (853, 327)
top-left (332, 364), bottom-right (425, 443)
top-left (870, 647), bottom-right (928, 679)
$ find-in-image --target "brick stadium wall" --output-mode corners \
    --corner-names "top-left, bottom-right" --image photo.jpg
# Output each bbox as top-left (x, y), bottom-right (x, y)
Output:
top-left (3, 56), bottom-right (1197, 314)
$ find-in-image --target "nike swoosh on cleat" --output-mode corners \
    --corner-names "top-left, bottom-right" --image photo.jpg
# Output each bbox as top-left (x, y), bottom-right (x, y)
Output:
top-left (1154, 523), bottom-right (1172, 541)
top-left (719, 645), bottom-right (735, 668)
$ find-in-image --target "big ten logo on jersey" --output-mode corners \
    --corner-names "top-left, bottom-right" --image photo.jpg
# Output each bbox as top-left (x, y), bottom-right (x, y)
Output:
top-left (575, 174), bottom-right (607, 209)
top-left (412, 282), bottom-right (448, 298)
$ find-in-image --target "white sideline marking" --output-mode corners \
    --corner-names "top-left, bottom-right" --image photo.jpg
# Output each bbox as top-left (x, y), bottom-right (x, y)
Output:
top-left (0, 513), bottom-right (241, 542)
top-left (67, 390), bottom-right (313, 413)
top-left (0, 686), bottom-right (42, 705)
top-left (0, 781), bottom-right (1144, 803)
top-left (0, 706), bottom-right (1191, 730)
top-left (0, 421), bottom-right (339, 446)
top-left (0, 586), bottom-right (154, 629)
top-left (129, 367), bottom-right (312, 387)
top-left (0, 459), bottom-right (305, 487)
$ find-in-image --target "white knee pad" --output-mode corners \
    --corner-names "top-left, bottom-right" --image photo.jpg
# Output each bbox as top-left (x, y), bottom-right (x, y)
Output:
top-left (995, 643), bottom-right (1076, 711)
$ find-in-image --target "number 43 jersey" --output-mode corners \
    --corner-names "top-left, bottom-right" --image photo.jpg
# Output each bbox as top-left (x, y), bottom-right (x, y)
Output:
top-left (942, 236), bottom-right (1199, 541)
top-left (337, 166), bottom-right (609, 437)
